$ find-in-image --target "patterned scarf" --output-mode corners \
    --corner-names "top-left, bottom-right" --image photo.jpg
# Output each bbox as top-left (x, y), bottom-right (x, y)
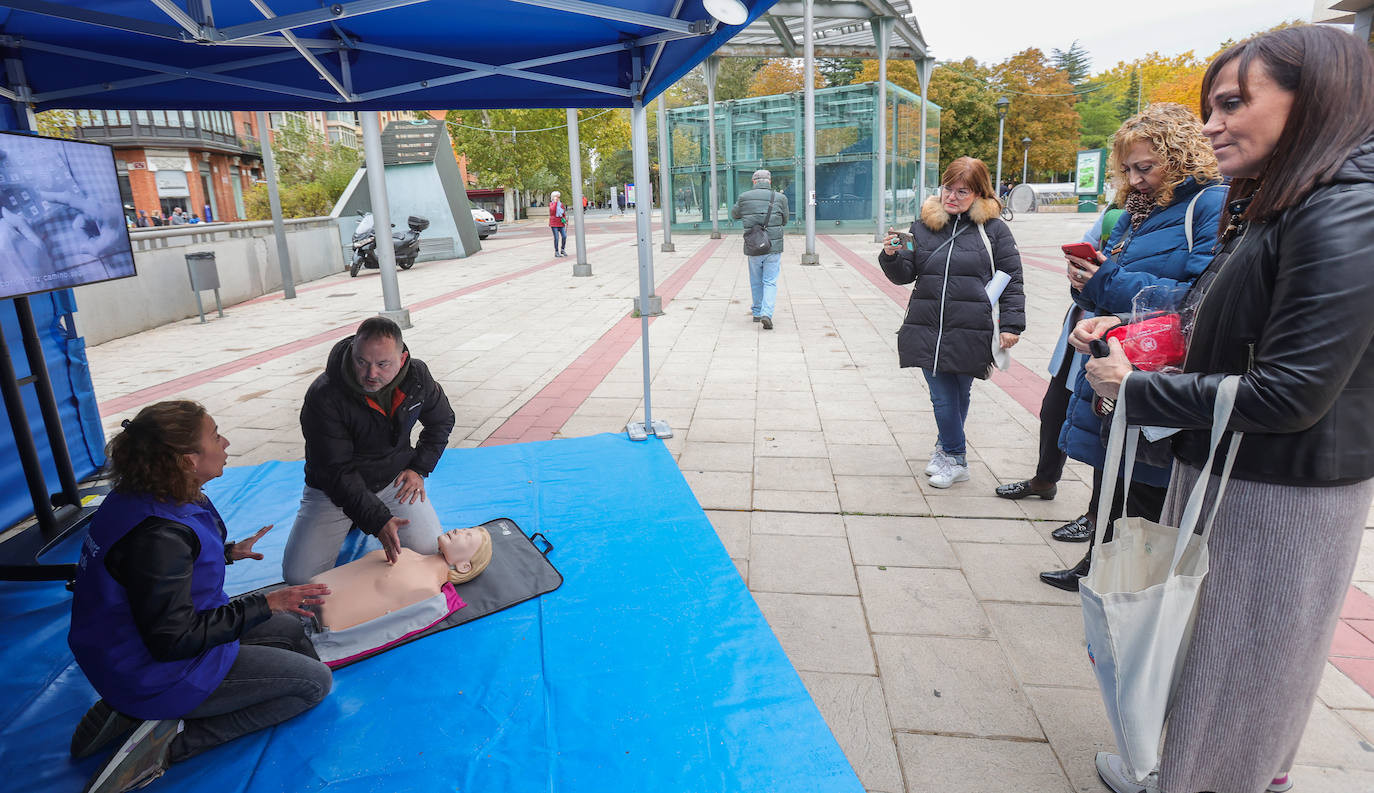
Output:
top-left (1125, 189), bottom-right (1155, 231)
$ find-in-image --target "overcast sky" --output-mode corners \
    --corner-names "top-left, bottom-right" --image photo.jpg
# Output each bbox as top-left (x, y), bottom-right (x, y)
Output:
top-left (911, 0), bottom-right (1328, 69)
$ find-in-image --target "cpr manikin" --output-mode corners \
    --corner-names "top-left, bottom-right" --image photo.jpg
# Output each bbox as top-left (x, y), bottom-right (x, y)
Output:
top-left (310, 526), bottom-right (492, 631)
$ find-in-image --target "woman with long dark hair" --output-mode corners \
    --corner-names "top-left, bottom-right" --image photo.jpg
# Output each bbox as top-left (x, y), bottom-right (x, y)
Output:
top-left (1082, 26), bottom-right (1374, 793)
top-left (68, 401), bottom-right (332, 793)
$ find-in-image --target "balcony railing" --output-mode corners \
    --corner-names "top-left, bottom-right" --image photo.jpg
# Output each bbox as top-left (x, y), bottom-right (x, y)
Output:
top-left (69, 111), bottom-right (258, 157)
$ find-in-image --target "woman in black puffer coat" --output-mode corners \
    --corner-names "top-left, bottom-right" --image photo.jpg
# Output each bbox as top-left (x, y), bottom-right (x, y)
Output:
top-left (878, 156), bottom-right (1025, 488)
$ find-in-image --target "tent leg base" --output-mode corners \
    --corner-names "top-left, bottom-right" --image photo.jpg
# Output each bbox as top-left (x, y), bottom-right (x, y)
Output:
top-left (573, 263), bottom-right (593, 277)
top-left (660, 242), bottom-right (675, 253)
top-left (633, 295), bottom-right (663, 317)
top-left (800, 253), bottom-right (820, 266)
top-left (378, 308), bottom-right (412, 329)
top-left (626, 420), bottom-right (673, 441)
top-left (709, 231), bottom-right (722, 239)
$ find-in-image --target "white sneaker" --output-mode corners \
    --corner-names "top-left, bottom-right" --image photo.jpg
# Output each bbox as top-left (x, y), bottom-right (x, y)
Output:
top-left (923, 447), bottom-right (948, 477)
top-left (928, 458), bottom-right (969, 489)
top-left (1095, 752), bottom-right (1160, 793)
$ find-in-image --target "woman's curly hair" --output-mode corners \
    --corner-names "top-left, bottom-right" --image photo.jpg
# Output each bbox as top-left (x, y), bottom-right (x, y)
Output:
top-left (106, 400), bottom-right (207, 504)
top-left (1109, 103), bottom-right (1221, 208)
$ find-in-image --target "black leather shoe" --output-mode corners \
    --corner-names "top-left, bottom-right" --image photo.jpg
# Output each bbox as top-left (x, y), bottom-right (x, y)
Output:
top-left (994, 479), bottom-right (1057, 500)
top-left (1051, 514), bottom-right (1094, 543)
top-left (1039, 553), bottom-right (1090, 592)
top-left (760, 316), bottom-right (773, 330)
top-left (752, 315), bottom-right (762, 322)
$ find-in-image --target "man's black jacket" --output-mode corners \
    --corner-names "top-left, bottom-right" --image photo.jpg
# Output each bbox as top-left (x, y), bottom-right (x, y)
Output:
top-left (301, 335), bottom-right (455, 534)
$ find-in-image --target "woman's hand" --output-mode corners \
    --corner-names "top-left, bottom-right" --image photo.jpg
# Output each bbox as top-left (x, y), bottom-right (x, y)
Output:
top-left (1065, 250), bottom-right (1106, 291)
top-left (1084, 337), bottom-right (1133, 400)
top-left (999, 332), bottom-right (1020, 350)
top-left (265, 583), bottom-right (331, 617)
top-left (881, 227), bottom-right (902, 256)
top-left (228, 525), bottom-right (272, 561)
top-left (1069, 315), bottom-right (1125, 353)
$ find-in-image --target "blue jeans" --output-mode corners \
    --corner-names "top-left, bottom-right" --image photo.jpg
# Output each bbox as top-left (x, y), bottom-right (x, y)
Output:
top-left (748, 252), bottom-right (781, 318)
top-left (922, 369), bottom-right (973, 461)
top-left (551, 226), bottom-right (566, 253)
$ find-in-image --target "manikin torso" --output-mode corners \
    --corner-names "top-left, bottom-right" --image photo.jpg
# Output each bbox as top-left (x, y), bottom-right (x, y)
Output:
top-left (310, 527), bottom-right (486, 631)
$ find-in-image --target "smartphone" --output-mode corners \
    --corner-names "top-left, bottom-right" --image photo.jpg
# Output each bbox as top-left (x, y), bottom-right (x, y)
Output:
top-left (1061, 241), bottom-right (1097, 260)
top-left (890, 231), bottom-right (914, 246)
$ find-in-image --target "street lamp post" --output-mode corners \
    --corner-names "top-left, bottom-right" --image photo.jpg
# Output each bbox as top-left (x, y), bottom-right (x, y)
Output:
top-left (1021, 136), bottom-right (1032, 185)
top-left (994, 96), bottom-right (1009, 199)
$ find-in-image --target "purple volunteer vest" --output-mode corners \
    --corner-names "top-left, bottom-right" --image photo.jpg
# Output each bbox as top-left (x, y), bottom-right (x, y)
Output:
top-left (68, 491), bottom-right (238, 719)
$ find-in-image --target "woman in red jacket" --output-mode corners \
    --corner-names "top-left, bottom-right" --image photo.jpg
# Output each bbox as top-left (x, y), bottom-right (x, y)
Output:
top-left (549, 190), bottom-right (567, 257)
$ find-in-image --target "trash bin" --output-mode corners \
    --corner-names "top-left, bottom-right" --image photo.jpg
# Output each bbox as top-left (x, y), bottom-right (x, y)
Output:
top-left (185, 251), bottom-right (224, 322)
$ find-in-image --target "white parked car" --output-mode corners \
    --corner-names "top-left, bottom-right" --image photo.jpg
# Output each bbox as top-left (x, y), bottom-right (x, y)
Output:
top-left (471, 208), bottom-right (498, 239)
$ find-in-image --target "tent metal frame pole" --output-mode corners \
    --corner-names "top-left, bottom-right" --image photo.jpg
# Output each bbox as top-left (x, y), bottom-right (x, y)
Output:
top-left (626, 56), bottom-right (670, 442)
top-left (871, 16), bottom-right (890, 242)
top-left (656, 98), bottom-right (675, 253)
top-left (917, 57), bottom-right (932, 205)
top-left (704, 55), bottom-right (721, 240)
top-left (566, 108), bottom-right (591, 276)
top-left (503, 0), bottom-right (702, 33)
top-left (31, 51), bottom-right (302, 104)
top-left (800, 0), bottom-right (819, 265)
top-left (360, 111), bottom-right (410, 328)
top-left (255, 111), bottom-right (296, 299)
top-left (217, 0), bottom-right (431, 40)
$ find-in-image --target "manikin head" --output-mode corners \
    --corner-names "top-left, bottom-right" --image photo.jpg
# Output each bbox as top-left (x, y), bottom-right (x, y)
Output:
top-left (438, 526), bottom-right (493, 583)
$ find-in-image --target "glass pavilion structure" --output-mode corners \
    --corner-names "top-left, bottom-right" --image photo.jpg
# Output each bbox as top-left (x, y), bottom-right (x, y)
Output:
top-left (665, 81), bottom-right (940, 234)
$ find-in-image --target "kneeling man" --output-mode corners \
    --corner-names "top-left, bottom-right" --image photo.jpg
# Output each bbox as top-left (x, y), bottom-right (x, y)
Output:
top-left (283, 317), bottom-right (455, 584)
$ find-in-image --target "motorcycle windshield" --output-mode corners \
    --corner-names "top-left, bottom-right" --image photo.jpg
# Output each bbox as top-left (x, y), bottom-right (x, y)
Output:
top-left (355, 214), bottom-right (374, 236)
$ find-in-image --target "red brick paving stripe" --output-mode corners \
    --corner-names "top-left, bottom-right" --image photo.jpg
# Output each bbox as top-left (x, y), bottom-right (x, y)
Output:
top-left (97, 238), bottom-right (632, 417)
top-left (818, 234), bottom-right (1049, 418)
top-left (480, 238), bottom-right (724, 446)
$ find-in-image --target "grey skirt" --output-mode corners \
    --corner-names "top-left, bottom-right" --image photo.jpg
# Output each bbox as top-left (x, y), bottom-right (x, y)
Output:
top-left (1159, 462), bottom-right (1374, 793)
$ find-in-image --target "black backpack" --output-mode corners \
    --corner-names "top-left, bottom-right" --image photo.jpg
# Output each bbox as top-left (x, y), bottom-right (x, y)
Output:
top-left (743, 192), bottom-right (777, 256)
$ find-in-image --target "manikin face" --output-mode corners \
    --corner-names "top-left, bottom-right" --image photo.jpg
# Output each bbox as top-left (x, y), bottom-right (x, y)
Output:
top-left (1202, 59), bottom-right (1295, 180)
top-left (941, 180), bottom-right (976, 215)
top-left (352, 335), bottom-right (408, 394)
top-left (437, 527), bottom-right (485, 570)
top-left (1119, 141), bottom-right (1166, 198)
top-left (184, 414), bottom-right (230, 487)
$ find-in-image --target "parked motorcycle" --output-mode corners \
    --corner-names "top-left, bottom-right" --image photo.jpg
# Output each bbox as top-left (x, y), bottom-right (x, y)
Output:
top-left (350, 211), bottom-right (429, 277)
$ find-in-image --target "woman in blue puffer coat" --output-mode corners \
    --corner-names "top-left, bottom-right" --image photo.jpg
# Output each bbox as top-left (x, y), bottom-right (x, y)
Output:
top-left (1039, 103), bottom-right (1227, 591)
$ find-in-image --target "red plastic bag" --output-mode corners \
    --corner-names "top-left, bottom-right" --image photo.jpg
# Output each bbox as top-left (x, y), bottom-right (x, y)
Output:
top-left (1106, 314), bottom-right (1186, 372)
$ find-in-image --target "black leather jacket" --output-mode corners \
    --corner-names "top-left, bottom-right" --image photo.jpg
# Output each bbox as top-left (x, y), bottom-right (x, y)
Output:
top-left (1124, 136), bottom-right (1374, 486)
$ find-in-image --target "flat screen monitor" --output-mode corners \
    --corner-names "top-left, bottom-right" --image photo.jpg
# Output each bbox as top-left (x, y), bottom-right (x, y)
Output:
top-left (0, 130), bottom-right (136, 300)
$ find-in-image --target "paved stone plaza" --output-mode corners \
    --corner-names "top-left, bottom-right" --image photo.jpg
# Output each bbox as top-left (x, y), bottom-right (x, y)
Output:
top-left (87, 209), bottom-right (1374, 792)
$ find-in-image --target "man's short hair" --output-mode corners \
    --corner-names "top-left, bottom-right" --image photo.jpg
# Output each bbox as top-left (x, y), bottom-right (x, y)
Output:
top-left (751, 169), bottom-right (771, 184)
top-left (355, 316), bottom-right (404, 347)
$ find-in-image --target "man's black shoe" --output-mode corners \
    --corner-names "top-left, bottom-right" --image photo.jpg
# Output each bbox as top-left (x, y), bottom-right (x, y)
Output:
top-left (760, 316), bottom-right (773, 330)
top-left (994, 479), bottom-right (1057, 500)
top-left (1051, 514), bottom-right (1094, 543)
top-left (1039, 552), bottom-right (1090, 592)
top-left (753, 315), bottom-right (762, 322)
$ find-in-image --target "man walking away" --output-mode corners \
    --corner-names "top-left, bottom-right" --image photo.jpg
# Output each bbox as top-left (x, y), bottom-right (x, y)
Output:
top-left (731, 169), bottom-right (789, 330)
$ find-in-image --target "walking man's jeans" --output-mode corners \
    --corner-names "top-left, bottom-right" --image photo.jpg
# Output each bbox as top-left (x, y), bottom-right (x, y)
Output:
top-left (170, 614), bottom-right (331, 763)
top-left (748, 252), bottom-right (781, 318)
top-left (551, 226), bottom-right (566, 254)
top-left (922, 369), bottom-right (974, 460)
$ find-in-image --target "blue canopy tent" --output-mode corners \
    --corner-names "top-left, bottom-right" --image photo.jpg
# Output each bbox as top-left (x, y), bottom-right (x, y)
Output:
top-left (0, 0), bottom-right (777, 569)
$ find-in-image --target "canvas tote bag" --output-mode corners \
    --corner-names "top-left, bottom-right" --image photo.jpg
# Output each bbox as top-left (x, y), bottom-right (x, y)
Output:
top-left (1080, 373), bottom-right (1242, 781)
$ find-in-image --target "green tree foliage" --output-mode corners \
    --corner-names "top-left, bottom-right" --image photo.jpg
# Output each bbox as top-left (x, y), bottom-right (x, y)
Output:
top-left (818, 57), bottom-right (864, 87)
top-left (1052, 41), bottom-right (1092, 85)
top-left (665, 57), bottom-right (762, 107)
top-left (925, 58), bottom-right (999, 174)
top-left (245, 116), bottom-right (361, 220)
top-left (992, 49), bottom-right (1080, 181)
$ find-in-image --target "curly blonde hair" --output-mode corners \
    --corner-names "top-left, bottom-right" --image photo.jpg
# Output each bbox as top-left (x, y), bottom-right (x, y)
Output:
top-left (107, 400), bottom-right (207, 504)
top-left (1109, 103), bottom-right (1220, 208)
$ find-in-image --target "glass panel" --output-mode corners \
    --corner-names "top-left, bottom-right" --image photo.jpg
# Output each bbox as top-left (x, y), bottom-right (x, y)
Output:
top-left (136, 110), bottom-right (151, 126)
top-left (117, 110), bottom-right (131, 125)
top-left (183, 110), bottom-right (195, 127)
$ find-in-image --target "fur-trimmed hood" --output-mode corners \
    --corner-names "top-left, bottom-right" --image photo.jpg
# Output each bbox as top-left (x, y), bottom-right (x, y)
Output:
top-left (920, 195), bottom-right (1002, 231)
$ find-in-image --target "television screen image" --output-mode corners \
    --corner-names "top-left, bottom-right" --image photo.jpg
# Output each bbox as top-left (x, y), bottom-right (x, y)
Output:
top-left (0, 132), bottom-right (136, 300)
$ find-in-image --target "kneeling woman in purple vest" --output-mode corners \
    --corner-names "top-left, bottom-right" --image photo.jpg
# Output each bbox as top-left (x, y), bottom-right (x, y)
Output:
top-left (68, 401), bottom-right (332, 793)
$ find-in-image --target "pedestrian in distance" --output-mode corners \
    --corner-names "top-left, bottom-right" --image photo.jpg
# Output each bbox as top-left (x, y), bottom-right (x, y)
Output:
top-left (730, 168), bottom-right (789, 330)
top-left (549, 190), bottom-right (568, 257)
top-left (878, 156), bottom-right (1025, 489)
top-left (1083, 26), bottom-right (1374, 793)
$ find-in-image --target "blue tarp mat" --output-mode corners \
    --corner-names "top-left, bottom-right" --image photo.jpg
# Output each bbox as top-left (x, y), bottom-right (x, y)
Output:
top-left (0, 433), bottom-right (863, 793)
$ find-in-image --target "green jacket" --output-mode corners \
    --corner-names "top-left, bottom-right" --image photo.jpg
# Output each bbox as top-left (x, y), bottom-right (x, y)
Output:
top-left (731, 188), bottom-right (789, 254)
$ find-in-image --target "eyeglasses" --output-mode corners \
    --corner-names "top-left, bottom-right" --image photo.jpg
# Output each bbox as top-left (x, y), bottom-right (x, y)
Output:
top-left (941, 186), bottom-right (973, 199)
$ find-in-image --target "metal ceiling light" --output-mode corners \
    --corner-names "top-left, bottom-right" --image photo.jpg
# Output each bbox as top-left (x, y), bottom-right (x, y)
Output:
top-left (702, 0), bottom-right (749, 25)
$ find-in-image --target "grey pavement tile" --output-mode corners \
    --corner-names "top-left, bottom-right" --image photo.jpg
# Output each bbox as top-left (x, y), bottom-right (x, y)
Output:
top-left (704, 510), bottom-right (751, 559)
top-left (749, 534), bottom-right (857, 595)
top-left (816, 400), bottom-right (886, 423)
top-left (1023, 686), bottom-right (1118, 793)
top-left (1281, 765), bottom-right (1374, 793)
top-left (753, 456), bottom-right (835, 493)
top-left (681, 470), bottom-right (752, 511)
top-left (677, 441), bottom-right (755, 473)
top-left (751, 592), bottom-right (874, 674)
top-left (733, 558), bottom-right (748, 585)
top-left (821, 419), bottom-right (895, 446)
top-left (755, 407), bottom-right (823, 431)
top-left (915, 461), bottom-right (1003, 497)
top-left (952, 542), bottom-right (1082, 605)
top-left (227, 440), bottom-right (303, 466)
top-left (754, 430), bottom-right (829, 458)
top-left (574, 397), bottom-right (640, 418)
top-left (1344, 708), bottom-right (1374, 743)
top-left (937, 517), bottom-right (1048, 545)
top-left (555, 417), bottom-right (623, 438)
top-left (686, 418), bottom-right (755, 443)
top-left (827, 443), bottom-right (913, 478)
top-left (1029, 521), bottom-right (1097, 568)
top-left (857, 566), bottom-right (990, 638)
top-left (648, 389), bottom-right (700, 408)
top-left (923, 494), bottom-right (1029, 520)
top-left (983, 603), bottom-right (1095, 690)
top-left (845, 515), bottom-right (957, 568)
top-left (751, 511), bottom-right (847, 537)
top-left (754, 390), bottom-right (819, 411)
top-left (876, 634), bottom-right (1044, 739)
top-left (798, 672), bottom-right (903, 793)
top-left (1317, 663), bottom-right (1374, 710)
top-left (692, 398), bottom-right (756, 419)
top-left (752, 489), bottom-right (842, 513)
top-left (834, 475), bottom-right (929, 516)
top-left (1293, 701), bottom-right (1374, 770)
top-left (895, 734), bottom-right (1070, 793)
